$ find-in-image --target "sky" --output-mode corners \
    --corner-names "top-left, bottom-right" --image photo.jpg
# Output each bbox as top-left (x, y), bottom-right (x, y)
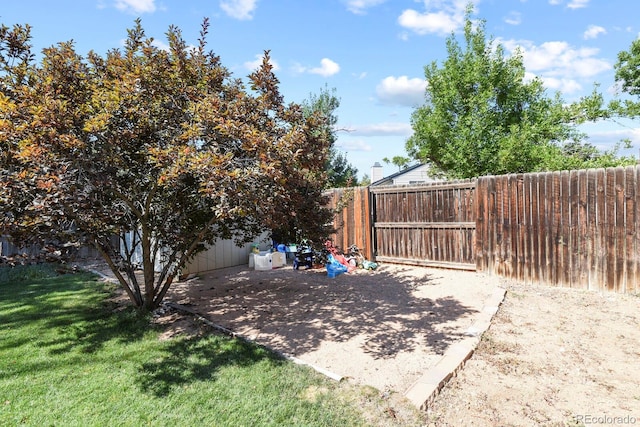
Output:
top-left (3, 0), bottom-right (640, 180)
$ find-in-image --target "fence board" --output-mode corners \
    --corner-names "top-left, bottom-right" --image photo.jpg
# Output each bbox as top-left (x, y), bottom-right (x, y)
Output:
top-left (597, 170), bottom-right (608, 289)
top-left (586, 170), bottom-right (597, 290)
top-left (531, 173), bottom-right (542, 284)
top-left (614, 167), bottom-right (626, 292)
top-left (474, 177), bottom-right (486, 271)
top-left (605, 169), bottom-right (617, 291)
top-left (624, 167), bottom-right (636, 293)
top-left (560, 171), bottom-right (570, 286)
top-left (627, 168), bottom-right (640, 294)
top-left (522, 175), bottom-right (529, 282)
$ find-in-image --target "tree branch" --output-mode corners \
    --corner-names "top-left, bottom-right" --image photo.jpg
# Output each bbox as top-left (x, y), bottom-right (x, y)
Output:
top-left (93, 237), bottom-right (143, 307)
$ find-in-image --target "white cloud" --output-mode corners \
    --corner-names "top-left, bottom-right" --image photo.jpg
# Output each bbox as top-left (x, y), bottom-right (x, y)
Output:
top-left (539, 76), bottom-right (583, 93)
top-left (568, 0), bottom-right (589, 9)
top-left (291, 58), bottom-right (340, 77)
top-left (114, 0), bottom-right (156, 14)
top-left (151, 40), bottom-right (170, 51)
top-left (583, 25), bottom-right (606, 40)
top-left (398, 31), bottom-right (410, 41)
top-left (375, 76), bottom-right (427, 107)
top-left (398, 0), bottom-right (478, 36)
top-left (548, 0), bottom-right (590, 8)
top-left (398, 9), bottom-right (459, 35)
top-left (343, 0), bottom-right (387, 15)
top-left (244, 54), bottom-right (280, 72)
top-left (500, 38), bottom-right (611, 93)
top-left (349, 122), bottom-right (413, 137)
top-left (584, 127), bottom-right (640, 152)
top-left (220, 0), bottom-right (258, 20)
top-left (336, 139), bottom-right (373, 152)
top-left (504, 11), bottom-right (521, 26)
top-left (309, 58), bottom-right (340, 77)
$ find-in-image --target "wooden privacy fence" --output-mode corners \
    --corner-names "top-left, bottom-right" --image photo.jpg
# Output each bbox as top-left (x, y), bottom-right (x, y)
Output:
top-left (325, 187), bottom-right (373, 261)
top-left (327, 165), bottom-right (640, 294)
top-left (475, 166), bottom-right (640, 294)
top-left (370, 180), bottom-right (476, 270)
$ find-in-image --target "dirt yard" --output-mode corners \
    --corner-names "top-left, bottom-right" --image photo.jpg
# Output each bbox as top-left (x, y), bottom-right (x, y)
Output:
top-left (165, 263), bottom-right (500, 396)
top-left (87, 260), bottom-right (640, 425)
top-left (425, 280), bottom-right (640, 426)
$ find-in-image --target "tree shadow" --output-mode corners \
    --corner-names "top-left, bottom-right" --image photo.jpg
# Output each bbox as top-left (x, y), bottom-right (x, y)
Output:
top-left (0, 270), bottom-right (150, 363)
top-left (0, 266), bottom-right (283, 396)
top-left (135, 334), bottom-right (283, 397)
top-left (168, 264), bottom-right (489, 360)
top-left (0, 262), bottom-right (493, 397)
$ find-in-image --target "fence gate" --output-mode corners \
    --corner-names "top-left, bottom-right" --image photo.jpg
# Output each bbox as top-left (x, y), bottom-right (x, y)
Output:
top-left (370, 180), bottom-right (476, 270)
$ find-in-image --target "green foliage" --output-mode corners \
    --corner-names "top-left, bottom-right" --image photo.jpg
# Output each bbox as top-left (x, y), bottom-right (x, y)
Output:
top-left (406, 7), bottom-right (632, 179)
top-left (609, 38), bottom-right (640, 118)
top-left (0, 20), bottom-right (334, 309)
top-left (615, 38), bottom-right (640, 97)
top-left (302, 85), bottom-right (359, 188)
top-left (382, 156), bottom-right (412, 172)
top-left (327, 149), bottom-right (359, 188)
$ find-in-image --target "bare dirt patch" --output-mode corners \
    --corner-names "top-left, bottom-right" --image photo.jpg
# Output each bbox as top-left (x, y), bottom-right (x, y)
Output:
top-left (425, 282), bottom-right (640, 426)
top-left (165, 263), bottom-right (501, 396)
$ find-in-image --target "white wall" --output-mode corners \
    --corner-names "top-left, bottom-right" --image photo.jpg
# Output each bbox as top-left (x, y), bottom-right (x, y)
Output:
top-left (119, 230), bottom-right (271, 275)
top-left (391, 164), bottom-right (438, 185)
top-left (181, 232), bottom-right (271, 274)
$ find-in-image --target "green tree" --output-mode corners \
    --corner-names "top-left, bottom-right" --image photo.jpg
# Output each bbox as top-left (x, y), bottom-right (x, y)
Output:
top-left (610, 37), bottom-right (640, 118)
top-left (615, 38), bottom-right (640, 97)
top-left (301, 85), bottom-right (358, 188)
top-left (406, 8), bottom-right (632, 179)
top-left (382, 156), bottom-right (412, 172)
top-left (0, 20), bottom-right (333, 310)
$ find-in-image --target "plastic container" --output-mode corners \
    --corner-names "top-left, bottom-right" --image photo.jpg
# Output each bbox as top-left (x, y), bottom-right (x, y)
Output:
top-left (254, 252), bottom-right (272, 271)
top-left (271, 251), bottom-right (286, 268)
top-left (285, 244), bottom-right (297, 261)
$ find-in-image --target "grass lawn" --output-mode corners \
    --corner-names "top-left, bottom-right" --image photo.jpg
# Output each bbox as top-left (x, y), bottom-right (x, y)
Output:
top-left (0, 264), bottom-right (424, 427)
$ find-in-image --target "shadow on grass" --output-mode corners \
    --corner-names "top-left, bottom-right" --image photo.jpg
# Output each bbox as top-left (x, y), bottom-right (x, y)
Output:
top-left (0, 266), bottom-right (150, 357)
top-left (0, 264), bottom-right (279, 395)
top-left (136, 334), bottom-right (284, 397)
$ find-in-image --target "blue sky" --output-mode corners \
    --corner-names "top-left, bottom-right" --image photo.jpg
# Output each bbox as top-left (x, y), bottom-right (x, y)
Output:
top-left (3, 0), bottom-right (640, 180)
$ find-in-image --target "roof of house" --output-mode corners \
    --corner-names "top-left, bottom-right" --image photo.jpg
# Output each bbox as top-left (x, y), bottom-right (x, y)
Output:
top-left (369, 163), bottom-right (427, 186)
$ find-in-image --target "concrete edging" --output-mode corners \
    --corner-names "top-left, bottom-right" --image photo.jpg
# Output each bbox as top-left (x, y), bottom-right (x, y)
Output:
top-left (403, 286), bottom-right (507, 410)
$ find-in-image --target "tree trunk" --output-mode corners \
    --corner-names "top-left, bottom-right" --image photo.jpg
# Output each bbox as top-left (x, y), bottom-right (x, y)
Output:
top-left (140, 226), bottom-right (157, 310)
